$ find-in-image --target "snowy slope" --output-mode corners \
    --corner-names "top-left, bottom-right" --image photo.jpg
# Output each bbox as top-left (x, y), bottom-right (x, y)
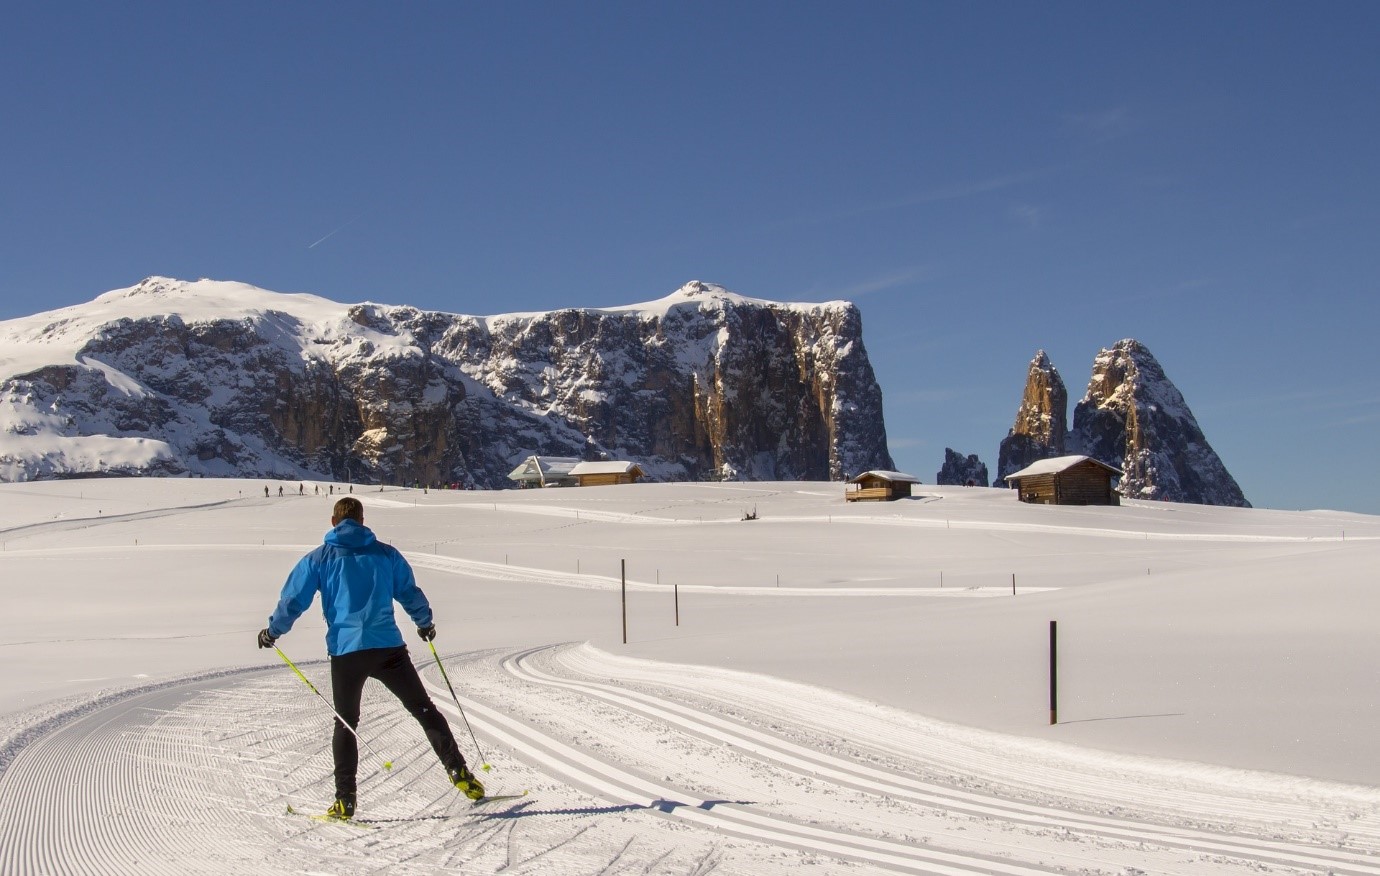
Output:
top-left (1, 479), bottom-right (1379, 874)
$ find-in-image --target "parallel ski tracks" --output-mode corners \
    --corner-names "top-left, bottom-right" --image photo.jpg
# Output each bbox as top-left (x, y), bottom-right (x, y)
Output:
top-left (5, 647), bottom-right (1379, 875)
top-left (550, 646), bottom-right (1380, 831)
top-left (427, 664), bottom-right (1055, 876)
top-left (442, 644), bottom-right (1380, 876)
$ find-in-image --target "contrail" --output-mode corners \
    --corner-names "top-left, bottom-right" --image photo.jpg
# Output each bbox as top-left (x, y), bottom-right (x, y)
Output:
top-left (308, 215), bottom-right (360, 249)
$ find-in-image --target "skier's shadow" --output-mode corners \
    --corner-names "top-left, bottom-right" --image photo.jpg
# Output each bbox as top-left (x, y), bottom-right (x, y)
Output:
top-left (479, 798), bottom-right (754, 819)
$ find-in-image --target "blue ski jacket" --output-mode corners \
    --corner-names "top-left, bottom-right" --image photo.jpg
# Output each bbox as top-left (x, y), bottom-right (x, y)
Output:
top-left (267, 519), bottom-right (433, 656)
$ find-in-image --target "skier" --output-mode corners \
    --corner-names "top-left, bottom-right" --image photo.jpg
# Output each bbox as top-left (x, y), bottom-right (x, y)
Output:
top-left (257, 496), bottom-right (484, 821)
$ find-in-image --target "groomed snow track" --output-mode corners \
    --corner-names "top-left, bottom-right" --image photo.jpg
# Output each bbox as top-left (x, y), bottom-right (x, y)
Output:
top-left (1, 645), bottom-right (1379, 875)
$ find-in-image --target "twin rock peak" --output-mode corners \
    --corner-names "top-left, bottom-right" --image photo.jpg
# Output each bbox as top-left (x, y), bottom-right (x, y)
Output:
top-left (968, 341), bottom-right (1249, 507)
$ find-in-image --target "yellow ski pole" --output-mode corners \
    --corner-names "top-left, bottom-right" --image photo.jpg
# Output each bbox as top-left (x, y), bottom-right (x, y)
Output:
top-left (428, 640), bottom-right (490, 771)
top-left (274, 645), bottom-right (393, 771)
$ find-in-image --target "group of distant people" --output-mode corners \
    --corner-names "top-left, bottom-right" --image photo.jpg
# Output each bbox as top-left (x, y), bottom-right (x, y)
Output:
top-left (257, 482), bottom-right (479, 498)
top-left (263, 483), bottom-right (353, 498)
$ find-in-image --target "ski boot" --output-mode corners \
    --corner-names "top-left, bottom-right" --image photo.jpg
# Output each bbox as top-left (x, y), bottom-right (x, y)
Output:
top-left (449, 763), bottom-right (485, 801)
top-left (322, 794), bottom-right (355, 821)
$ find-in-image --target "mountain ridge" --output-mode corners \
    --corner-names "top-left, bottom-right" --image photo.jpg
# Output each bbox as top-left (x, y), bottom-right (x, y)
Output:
top-left (0, 277), bottom-right (894, 486)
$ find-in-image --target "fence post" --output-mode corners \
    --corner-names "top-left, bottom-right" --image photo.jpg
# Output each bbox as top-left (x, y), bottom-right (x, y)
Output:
top-left (1049, 620), bottom-right (1058, 725)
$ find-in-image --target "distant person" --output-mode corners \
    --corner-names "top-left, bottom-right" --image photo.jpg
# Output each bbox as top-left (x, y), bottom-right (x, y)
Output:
top-left (278, 485), bottom-right (284, 497)
top-left (257, 497), bottom-right (484, 821)
top-left (264, 485), bottom-right (269, 498)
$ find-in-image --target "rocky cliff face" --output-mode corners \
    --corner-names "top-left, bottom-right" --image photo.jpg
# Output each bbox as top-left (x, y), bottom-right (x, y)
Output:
top-left (1071, 340), bottom-right (1248, 506)
top-left (0, 278), bottom-right (894, 486)
top-left (936, 449), bottom-right (989, 487)
top-left (995, 350), bottom-right (1068, 485)
top-left (993, 341), bottom-right (1248, 506)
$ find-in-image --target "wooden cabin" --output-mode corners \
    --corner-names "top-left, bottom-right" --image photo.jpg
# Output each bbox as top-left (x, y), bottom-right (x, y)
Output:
top-left (568, 460), bottom-right (645, 487)
top-left (845, 470), bottom-right (919, 502)
top-left (1004, 455), bottom-right (1121, 506)
top-left (506, 456), bottom-right (581, 488)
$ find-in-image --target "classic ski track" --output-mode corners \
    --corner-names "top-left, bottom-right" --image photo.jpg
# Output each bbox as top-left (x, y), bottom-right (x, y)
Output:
top-left (489, 643), bottom-right (1380, 875)
top-left (416, 640), bottom-right (1380, 871)
top-left (425, 672), bottom-right (1060, 876)
top-left (548, 644), bottom-right (1380, 831)
top-left (5, 648), bottom-right (1379, 875)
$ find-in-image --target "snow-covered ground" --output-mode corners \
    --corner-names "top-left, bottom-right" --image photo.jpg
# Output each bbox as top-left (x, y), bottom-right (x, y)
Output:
top-left (2, 478), bottom-right (1378, 875)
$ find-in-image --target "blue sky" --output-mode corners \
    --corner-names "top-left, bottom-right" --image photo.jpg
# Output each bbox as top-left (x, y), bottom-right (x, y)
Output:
top-left (2, 2), bottom-right (1377, 513)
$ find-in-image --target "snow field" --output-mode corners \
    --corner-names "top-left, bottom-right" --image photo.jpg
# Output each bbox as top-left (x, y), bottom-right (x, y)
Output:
top-left (3, 478), bottom-right (1380, 874)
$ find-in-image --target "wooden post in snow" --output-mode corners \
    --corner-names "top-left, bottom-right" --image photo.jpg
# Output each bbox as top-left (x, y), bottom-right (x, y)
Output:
top-left (621, 559), bottom-right (627, 645)
top-left (1049, 620), bottom-right (1058, 725)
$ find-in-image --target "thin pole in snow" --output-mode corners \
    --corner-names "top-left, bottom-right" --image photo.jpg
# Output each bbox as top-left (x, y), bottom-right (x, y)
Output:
top-left (621, 559), bottom-right (627, 645)
top-left (1012, 573), bottom-right (1016, 595)
top-left (1049, 620), bottom-right (1058, 725)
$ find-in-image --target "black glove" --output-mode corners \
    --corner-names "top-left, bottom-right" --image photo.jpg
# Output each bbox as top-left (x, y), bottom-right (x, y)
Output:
top-left (417, 624), bottom-right (436, 642)
top-left (257, 628), bottom-right (277, 649)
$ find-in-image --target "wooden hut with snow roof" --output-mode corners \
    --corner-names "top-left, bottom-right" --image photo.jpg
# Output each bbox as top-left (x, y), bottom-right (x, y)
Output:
top-left (569, 460), bottom-right (645, 487)
top-left (845, 470), bottom-right (919, 502)
top-left (1004, 455), bottom-right (1122, 506)
top-left (507, 456), bottom-right (581, 488)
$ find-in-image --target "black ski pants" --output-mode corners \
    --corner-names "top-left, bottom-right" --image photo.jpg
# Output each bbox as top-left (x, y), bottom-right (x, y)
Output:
top-left (329, 645), bottom-right (465, 797)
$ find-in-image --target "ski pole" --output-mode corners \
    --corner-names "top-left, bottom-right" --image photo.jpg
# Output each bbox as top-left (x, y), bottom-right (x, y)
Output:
top-left (274, 645), bottom-right (394, 771)
top-left (427, 640), bottom-right (490, 771)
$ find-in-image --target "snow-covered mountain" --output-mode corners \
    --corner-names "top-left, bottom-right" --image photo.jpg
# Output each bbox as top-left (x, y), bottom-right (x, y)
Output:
top-left (1073, 339), bottom-right (1248, 506)
top-left (995, 342), bottom-right (1249, 506)
top-left (0, 278), bottom-right (894, 486)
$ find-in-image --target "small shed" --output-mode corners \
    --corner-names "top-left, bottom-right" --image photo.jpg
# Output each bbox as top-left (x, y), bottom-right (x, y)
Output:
top-left (568, 460), bottom-right (645, 487)
top-left (1004, 455), bottom-right (1122, 506)
top-left (507, 456), bottom-right (581, 488)
top-left (845, 470), bottom-right (919, 502)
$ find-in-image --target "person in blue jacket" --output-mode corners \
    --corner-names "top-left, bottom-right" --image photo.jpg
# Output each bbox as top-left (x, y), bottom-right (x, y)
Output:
top-left (258, 496), bottom-right (483, 820)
